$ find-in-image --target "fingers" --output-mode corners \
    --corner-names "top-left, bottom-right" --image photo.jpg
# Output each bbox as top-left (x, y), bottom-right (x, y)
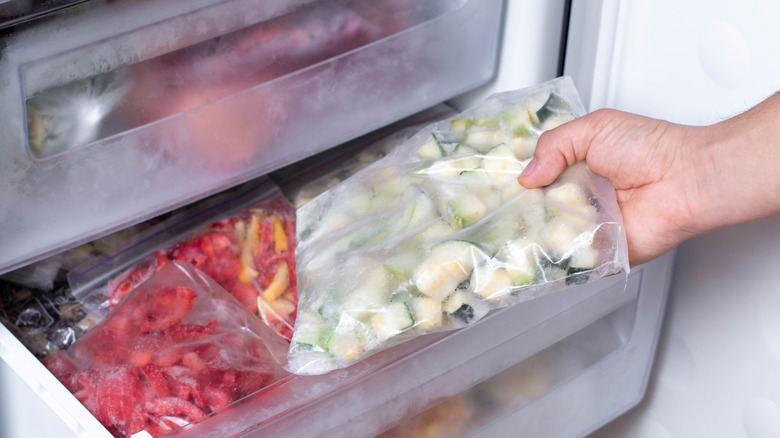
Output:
top-left (518, 109), bottom-right (612, 188)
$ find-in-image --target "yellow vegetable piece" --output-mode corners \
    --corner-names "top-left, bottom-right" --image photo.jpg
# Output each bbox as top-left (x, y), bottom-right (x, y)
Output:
top-left (272, 218), bottom-right (288, 251)
top-left (237, 215), bottom-right (261, 284)
top-left (238, 265), bottom-right (258, 284)
top-left (262, 261), bottom-right (290, 301)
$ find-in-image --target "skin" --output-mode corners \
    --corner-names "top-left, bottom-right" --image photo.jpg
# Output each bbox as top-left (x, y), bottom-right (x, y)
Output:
top-left (518, 93), bottom-right (780, 266)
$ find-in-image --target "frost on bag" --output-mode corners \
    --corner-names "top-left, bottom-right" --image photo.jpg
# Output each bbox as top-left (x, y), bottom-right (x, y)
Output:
top-left (288, 77), bottom-right (629, 375)
top-left (44, 261), bottom-right (289, 438)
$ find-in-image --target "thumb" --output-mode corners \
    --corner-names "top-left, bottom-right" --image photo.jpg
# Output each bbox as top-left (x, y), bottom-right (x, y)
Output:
top-left (518, 110), bottom-right (608, 188)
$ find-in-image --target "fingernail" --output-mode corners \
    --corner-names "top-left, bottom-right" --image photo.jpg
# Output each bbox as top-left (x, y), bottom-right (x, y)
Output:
top-left (520, 158), bottom-right (537, 178)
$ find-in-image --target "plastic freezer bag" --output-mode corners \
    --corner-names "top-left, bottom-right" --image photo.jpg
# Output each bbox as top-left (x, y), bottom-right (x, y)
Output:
top-left (72, 191), bottom-right (298, 340)
top-left (288, 76), bottom-right (629, 375)
top-left (44, 261), bottom-right (289, 438)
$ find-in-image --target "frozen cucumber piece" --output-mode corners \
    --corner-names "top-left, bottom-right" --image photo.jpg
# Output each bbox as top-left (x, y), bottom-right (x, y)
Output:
top-left (327, 331), bottom-right (363, 362)
top-left (383, 252), bottom-right (421, 282)
top-left (293, 311), bottom-right (329, 351)
top-left (499, 240), bottom-right (539, 286)
top-left (418, 134), bottom-right (445, 160)
top-left (450, 118), bottom-right (474, 131)
top-left (414, 220), bottom-right (456, 243)
top-left (410, 296), bottom-right (442, 329)
top-left (565, 246), bottom-right (598, 285)
top-left (482, 144), bottom-right (526, 187)
top-left (399, 191), bottom-right (438, 230)
top-left (341, 284), bottom-right (391, 321)
top-left (371, 301), bottom-right (414, 340)
top-left (501, 107), bottom-right (538, 137)
top-left (540, 114), bottom-right (575, 131)
top-left (474, 116), bottom-right (500, 128)
top-left (536, 93), bottom-right (572, 124)
top-left (443, 289), bottom-right (488, 324)
top-left (464, 130), bottom-right (500, 152)
top-left (414, 240), bottom-right (487, 301)
top-left (445, 193), bottom-right (488, 229)
top-left (470, 265), bottom-right (514, 300)
top-left (541, 217), bottom-right (587, 259)
top-left (458, 169), bottom-right (493, 190)
top-left (494, 131), bottom-right (536, 160)
top-left (452, 144), bottom-right (482, 169)
top-left (546, 182), bottom-right (588, 207)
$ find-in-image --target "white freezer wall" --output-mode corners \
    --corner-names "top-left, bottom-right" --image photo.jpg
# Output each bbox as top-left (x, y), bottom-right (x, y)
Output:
top-left (448, 0), bottom-right (567, 110)
top-left (563, 1), bottom-right (780, 438)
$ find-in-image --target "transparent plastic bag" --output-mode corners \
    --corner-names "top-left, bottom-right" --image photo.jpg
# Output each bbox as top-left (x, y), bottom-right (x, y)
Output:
top-left (69, 180), bottom-right (298, 340)
top-left (288, 77), bottom-right (629, 375)
top-left (274, 104), bottom-right (457, 208)
top-left (43, 261), bottom-right (289, 438)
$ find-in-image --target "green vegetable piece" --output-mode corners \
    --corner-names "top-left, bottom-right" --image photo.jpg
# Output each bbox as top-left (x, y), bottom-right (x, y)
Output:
top-left (418, 134), bottom-right (445, 160)
top-left (450, 118), bottom-right (474, 131)
top-left (501, 107), bottom-right (537, 137)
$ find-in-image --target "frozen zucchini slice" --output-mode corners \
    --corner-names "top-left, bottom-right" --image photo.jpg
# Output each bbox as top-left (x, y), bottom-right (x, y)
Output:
top-left (445, 193), bottom-right (488, 229)
top-left (327, 331), bottom-right (364, 362)
top-left (293, 311), bottom-right (329, 351)
top-left (450, 118), bottom-right (474, 132)
top-left (418, 134), bottom-right (445, 160)
top-left (470, 264), bottom-right (514, 300)
top-left (464, 129), bottom-right (500, 152)
top-left (546, 182), bottom-right (588, 208)
top-left (451, 144), bottom-right (482, 169)
top-left (501, 107), bottom-right (538, 137)
top-left (482, 144), bottom-right (526, 187)
top-left (414, 240), bottom-right (488, 301)
top-left (565, 246), bottom-right (598, 285)
top-left (410, 296), bottom-right (443, 329)
top-left (371, 301), bottom-right (414, 340)
top-left (535, 93), bottom-right (572, 124)
top-left (499, 239), bottom-right (540, 286)
top-left (398, 190), bottom-right (438, 230)
top-left (443, 289), bottom-right (488, 324)
top-left (383, 252), bottom-right (421, 282)
top-left (341, 284), bottom-right (391, 321)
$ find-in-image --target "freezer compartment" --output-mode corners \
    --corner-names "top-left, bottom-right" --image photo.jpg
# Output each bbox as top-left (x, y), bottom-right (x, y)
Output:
top-left (384, 252), bottom-right (673, 438)
top-left (0, 0), bottom-right (503, 275)
top-left (0, 253), bottom-right (668, 438)
top-left (0, 0), bottom-right (90, 29)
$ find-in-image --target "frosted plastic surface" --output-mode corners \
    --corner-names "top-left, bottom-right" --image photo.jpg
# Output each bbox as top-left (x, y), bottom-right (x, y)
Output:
top-left (289, 77), bottom-right (629, 375)
top-left (0, 0), bottom-right (503, 274)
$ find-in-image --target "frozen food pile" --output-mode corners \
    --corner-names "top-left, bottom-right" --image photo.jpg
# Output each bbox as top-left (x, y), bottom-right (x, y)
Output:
top-left (43, 262), bottom-right (289, 438)
top-left (96, 194), bottom-right (298, 340)
top-left (288, 76), bottom-right (629, 374)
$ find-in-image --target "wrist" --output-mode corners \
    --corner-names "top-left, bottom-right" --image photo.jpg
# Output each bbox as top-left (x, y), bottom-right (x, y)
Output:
top-left (680, 112), bottom-right (780, 236)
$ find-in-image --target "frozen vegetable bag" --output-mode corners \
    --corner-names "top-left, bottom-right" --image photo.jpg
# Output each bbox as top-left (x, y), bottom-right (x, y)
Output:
top-left (70, 184), bottom-right (298, 340)
top-left (288, 77), bottom-right (629, 375)
top-left (44, 261), bottom-right (289, 438)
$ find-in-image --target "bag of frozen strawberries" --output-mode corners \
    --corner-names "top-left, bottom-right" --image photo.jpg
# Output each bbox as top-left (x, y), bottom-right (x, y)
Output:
top-left (44, 261), bottom-right (289, 438)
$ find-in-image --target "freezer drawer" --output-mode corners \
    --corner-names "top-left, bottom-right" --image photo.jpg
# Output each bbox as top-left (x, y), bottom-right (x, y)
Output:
top-left (385, 252), bottom-right (674, 438)
top-left (0, 0), bottom-right (503, 275)
top-left (0, 251), bottom-right (673, 438)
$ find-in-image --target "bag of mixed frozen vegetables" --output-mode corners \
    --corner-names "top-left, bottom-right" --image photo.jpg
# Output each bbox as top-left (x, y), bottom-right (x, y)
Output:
top-left (44, 261), bottom-right (289, 438)
top-left (71, 187), bottom-right (298, 340)
top-left (287, 76), bottom-right (629, 375)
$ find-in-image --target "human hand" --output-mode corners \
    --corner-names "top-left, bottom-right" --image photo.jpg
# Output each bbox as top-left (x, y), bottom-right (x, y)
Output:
top-left (518, 109), bottom-right (707, 266)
